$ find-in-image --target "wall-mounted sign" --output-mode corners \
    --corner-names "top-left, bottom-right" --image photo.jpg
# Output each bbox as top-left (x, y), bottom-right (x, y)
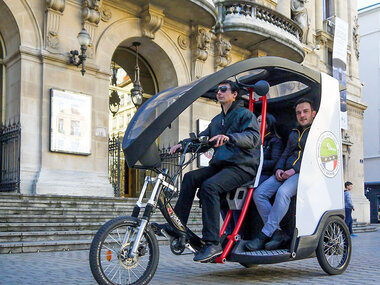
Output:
top-left (50, 88), bottom-right (92, 155)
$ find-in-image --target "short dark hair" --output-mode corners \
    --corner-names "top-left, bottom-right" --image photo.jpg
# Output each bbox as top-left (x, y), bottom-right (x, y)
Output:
top-left (345, 181), bottom-right (353, 188)
top-left (219, 80), bottom-right (239, 93)
top-left (294, 97), bottom-right (315, 110)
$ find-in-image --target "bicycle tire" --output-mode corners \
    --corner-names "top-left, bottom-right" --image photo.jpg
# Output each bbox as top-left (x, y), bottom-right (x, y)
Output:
top-left (89, 216), bottom-right (159, 285)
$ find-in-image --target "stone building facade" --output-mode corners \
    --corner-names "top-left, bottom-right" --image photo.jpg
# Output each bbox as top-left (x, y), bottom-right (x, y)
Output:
top-left (0, 0), bottom-right (369, 222)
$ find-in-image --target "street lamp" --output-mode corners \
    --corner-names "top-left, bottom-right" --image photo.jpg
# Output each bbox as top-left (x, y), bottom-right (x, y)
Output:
top-left (109, 62), bottom-right (120, 116)
top-left (69, 28), bottom-right (91, 76)
top-left (130, 42), bottom-right (143, 106)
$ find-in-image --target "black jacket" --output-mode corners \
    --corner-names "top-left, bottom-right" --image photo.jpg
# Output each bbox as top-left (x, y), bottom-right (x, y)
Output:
top-left (198, 101), bottom-right (261, 175)
top-left (275, 126), bottom-right (311, 173)
top-left (261, 133), bottom-right (284, 177)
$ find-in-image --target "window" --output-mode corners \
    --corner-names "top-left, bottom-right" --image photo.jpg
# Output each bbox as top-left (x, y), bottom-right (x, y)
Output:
top-left (119, 114), bottom-right (124, 128)
top-left (70, 120), bottom-right (81, 136)
top-left (323, 0), bottom-right (334, 20)
top-left (58, 118), bottom-right (64, 134)
top-left (328, 49), bottom-right (333, 67)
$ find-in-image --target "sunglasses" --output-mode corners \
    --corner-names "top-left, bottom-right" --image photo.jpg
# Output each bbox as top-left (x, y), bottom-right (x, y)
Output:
top-left (217, 86), bottom-right (230, 93)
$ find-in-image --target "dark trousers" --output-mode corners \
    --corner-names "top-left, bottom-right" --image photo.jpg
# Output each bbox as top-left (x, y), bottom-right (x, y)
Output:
top-left (174, 166), bottom-right (252, 243)
top-left (345, 208), bottom-right (353, 234)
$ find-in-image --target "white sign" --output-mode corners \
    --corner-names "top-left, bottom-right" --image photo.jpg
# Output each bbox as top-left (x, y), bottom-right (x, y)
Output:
top-left (197, 119), bottom-right (213, 167)
top-left (50, 89), bottom-right (92, 155)
top-left (332, 17), bottom-right (349, 130)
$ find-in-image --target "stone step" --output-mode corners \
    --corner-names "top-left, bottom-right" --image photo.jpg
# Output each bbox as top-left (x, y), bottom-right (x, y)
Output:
top-left (0, 226), bottom-right (203, 243)
top-left (0, 213), bottom-right (202, 223)
top-left (0, 230), bottom-right (97, 243)
top-left (0, 214), bottom-right (196, 223)
top-left (0, 205), bottom-right (201, 215)
top-left (353, 225), bottom-right (378, 233)
top-left (0, 199), bottom-right (142, 209)
top-left (0, 193), bottom-right (138, 203)
top-left (0, 218), bottom-right (202, 232)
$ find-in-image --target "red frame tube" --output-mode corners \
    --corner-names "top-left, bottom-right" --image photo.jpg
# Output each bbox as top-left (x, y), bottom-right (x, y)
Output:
top-left (216, 90), bottom-right (268, 264)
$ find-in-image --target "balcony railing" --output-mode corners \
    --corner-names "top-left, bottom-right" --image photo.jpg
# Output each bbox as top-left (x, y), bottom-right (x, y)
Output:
top-left (215, 0), bottom-right (304, 61)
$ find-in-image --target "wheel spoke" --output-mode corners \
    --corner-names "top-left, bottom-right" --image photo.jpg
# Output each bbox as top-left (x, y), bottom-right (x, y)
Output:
top-left (96, 225), bottom-right (154, 284)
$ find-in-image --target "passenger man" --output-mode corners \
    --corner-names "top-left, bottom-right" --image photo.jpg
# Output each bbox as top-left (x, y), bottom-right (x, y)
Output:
top-left (246, 97), bottom-right (316, 251)
top-left (157, 80), bottom-right (261, 262)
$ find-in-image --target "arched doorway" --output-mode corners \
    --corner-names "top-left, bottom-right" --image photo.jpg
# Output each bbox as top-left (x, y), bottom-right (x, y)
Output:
top-left (108, 44), bottom-right (158, 197)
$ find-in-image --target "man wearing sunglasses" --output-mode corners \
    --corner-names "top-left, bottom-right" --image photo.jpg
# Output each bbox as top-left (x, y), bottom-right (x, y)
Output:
top-left (155, 80), bottom-right (261, 262)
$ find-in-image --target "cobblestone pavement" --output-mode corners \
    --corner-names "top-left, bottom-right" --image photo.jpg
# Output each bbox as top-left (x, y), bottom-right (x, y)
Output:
top-left (1, 230), bottom-right (379, 285)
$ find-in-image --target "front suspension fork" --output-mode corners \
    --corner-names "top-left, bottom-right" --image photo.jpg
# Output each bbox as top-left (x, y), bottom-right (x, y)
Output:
top-left (127, 174), bottom-right (165, 258)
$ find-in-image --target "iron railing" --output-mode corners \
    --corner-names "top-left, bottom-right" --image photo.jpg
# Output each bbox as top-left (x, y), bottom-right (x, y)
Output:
top-left (0, 122), bottom-right (21, 192)
top-left (108, 136), bottom-right (121, 197)
top-left (108, 139), bottom-right (183, 197)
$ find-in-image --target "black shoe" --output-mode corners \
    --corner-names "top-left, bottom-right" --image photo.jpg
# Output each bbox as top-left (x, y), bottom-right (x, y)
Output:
top-left (264, 230), bottom-right (290, 250)
top-left (245, 232), bottom-right (270, 251)
top-left (151, 223), bottom-right (177, 237)
top-left (193, 243), bottom-right (223, 262)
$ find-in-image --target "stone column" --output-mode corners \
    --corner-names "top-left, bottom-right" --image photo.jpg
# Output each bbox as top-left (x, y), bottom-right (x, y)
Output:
top-left (315, 0), bottom-right (323, 32)
top-left (277, 0), bottom-right (291, 18)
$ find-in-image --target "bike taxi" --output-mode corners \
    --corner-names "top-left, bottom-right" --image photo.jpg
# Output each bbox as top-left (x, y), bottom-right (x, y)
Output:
top-left (89, 56), bottom-right (351, 285)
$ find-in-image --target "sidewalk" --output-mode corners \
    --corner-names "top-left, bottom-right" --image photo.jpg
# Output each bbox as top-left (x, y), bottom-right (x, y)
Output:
top-left (0, 230), bottom-right (379, 285)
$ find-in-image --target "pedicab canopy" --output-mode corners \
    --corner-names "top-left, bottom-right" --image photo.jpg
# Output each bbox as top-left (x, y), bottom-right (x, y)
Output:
top-left (123, 56), bottom-right (321, 169)
top-left (123, 56), bottom-right (345, 237)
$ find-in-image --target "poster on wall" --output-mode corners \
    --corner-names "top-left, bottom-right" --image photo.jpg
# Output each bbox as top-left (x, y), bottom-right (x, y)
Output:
top-left (332, 17), bottom-right (348, 130)
top-left (197, 119), bottom-right (214, 167)
top-left (50, 88), bottom-right (92, 155)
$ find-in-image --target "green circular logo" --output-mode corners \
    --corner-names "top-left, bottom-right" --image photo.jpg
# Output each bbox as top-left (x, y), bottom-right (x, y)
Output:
top-left (317, 132), bottom-right (340, 177)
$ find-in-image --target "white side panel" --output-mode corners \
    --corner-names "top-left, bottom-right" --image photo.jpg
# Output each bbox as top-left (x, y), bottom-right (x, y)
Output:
top-left (296, 73), bottom-right (344, 237)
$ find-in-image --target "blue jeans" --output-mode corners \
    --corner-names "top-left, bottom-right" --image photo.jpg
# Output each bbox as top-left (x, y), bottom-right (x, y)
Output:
top-left (345, 208), bottom-right (353, 234)
top-left (253, 174), bottom-right (299, 237)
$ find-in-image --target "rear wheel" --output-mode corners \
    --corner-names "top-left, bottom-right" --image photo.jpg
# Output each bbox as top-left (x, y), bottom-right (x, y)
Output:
top-left (316, 216), bottom-right (351, 275)
top-left (89, 216), bottom-right (159, 285)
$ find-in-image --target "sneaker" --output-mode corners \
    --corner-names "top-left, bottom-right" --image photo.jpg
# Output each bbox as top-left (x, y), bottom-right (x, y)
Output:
top-left (264, 230), bottom-right (290, 250)
top-left (193, 243), bottom-right (223, 262)
top-left (245, 232), bottom-right (270, 251)
top-left (350, 234), bottom-right (358, 237)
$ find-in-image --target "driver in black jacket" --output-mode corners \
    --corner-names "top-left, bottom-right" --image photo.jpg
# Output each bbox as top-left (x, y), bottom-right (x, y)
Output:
top-left (158, 80), bottom-right (261, 262)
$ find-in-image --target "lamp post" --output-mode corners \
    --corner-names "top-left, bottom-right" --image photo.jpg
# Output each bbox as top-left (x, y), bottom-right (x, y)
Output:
top-left (109, 63), bottom-right (120, 116)
top-left (69, 28), bottom-right (91, 76)
top-left (130, 42), bottom-right (143, 106)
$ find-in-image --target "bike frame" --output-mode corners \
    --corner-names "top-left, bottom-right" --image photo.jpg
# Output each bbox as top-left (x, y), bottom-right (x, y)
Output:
top-left (126, 90), bottom-right (268, 262)
top-left (215, 89), bottom-right (268, 263)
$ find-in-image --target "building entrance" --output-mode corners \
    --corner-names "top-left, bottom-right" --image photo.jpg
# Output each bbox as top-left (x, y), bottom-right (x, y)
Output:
top-left (108, 45), bottom-right (158, 197)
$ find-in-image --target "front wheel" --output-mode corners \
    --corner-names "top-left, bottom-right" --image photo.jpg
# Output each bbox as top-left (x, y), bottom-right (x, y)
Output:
top-left (316, 216), bottom-right (351, 275)
top-left (89, 216), bottom-right (159, 285)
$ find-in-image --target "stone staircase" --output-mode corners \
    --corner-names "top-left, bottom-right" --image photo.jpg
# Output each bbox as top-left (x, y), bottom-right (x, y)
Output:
top-left (0, 193), bottom-right (202, 254)
top-left (352, 220), bottom-right (378, 233)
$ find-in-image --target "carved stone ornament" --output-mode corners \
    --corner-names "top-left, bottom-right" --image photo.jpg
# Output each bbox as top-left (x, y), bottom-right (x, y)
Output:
top-left (100, 6), bottom-right (112, 22)
top-left (353, 16), bottom-right (360, 60)
top-left (194, 29), bottom-right (211, 61)
top-left (215, 35), bottom-right (231, 68)
top-left (45, 2), bottom-right (65, 50)
top-left (140, 4), bottom-right (164, 39)
top-left (177, 34), bottom-right (189, 50)
top-left (291, 0), bottom-right (310, 44)
top-left (82, 0), bottom-right (101, 25)
top-left (47, 31), bottom-right (59, 49)
top-left (46, 0), bottom-right (66, 13)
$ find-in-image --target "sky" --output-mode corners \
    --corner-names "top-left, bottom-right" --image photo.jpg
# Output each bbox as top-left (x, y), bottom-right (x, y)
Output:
top-left (358, 0), bottom-right (380, 9)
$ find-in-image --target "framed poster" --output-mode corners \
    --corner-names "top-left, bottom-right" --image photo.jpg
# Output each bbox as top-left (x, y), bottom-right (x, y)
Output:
top-left (197, 119), bottom-right (214, 167)
top-left (50, 88), bottom-right (92, 155)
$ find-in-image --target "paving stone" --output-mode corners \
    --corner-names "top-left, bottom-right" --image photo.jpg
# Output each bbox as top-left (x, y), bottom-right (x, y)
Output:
top-left (0, 231), bottom-right (379, 284)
